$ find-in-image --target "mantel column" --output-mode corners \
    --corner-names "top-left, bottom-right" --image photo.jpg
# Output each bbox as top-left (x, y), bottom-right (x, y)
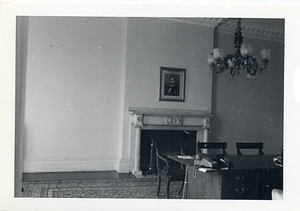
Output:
top-left (197, 117), bottom-right (211, 154)
top-left (203, 117), bottom-right (211, 143)
top-left (131, 114), bottom-right (143, 176)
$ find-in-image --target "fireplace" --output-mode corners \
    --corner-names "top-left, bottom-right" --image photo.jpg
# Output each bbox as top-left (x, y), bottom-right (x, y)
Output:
top-left (129, 107), bottom-right (212, 176)
top-left (140, 130), bottom-right (197, 174)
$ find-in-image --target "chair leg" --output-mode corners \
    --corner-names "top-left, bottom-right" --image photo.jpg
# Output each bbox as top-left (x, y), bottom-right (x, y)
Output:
top-left (157, 176), bottom-right (161, 196)
top-left (167, 179), bottom-right (171, 199)
top-left (178, 180), bottom-right (184, 195)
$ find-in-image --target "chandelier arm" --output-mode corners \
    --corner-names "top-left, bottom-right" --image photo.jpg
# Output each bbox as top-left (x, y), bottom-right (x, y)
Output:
top-left (259, 59), bottom-right (269, 73)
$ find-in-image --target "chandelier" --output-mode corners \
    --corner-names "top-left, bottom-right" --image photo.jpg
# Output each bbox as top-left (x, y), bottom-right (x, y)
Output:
top-left (207, 18), bottom-right (271, 79)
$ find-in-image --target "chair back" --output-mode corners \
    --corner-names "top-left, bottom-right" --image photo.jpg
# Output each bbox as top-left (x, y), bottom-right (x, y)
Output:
top-left (198, 142), bottom-right (228, 155)
top-left (155, 148), bottom-right (170, 175)
top-left (236, 142), bottom-right (265, 155)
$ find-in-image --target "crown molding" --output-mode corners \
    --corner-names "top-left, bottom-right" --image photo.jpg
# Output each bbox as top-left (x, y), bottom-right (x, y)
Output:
top-left (159, 17), bottom-right (223, 28)
top-left (217, 19), bottom-right (284, 43)
top-left (158, 17), bottom-right (284, 43)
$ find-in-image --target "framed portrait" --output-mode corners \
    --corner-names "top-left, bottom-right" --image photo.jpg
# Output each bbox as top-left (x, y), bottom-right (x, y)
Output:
top-left (159, 66), bottom-right (186, 102)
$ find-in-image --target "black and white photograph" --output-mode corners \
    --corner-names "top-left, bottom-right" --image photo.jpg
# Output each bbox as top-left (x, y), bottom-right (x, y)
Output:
top-left (13, 14), bottom-right (285, 200)
top-left (1, 1), bottom-right (300, 211)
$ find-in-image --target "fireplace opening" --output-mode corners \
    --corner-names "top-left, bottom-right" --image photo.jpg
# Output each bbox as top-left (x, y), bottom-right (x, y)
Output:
top-left (140, 130), bottom-right (197, 175)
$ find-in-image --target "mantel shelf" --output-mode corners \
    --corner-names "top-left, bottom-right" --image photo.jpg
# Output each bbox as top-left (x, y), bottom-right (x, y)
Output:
top-left (128, 107), bottom-right (213, 118)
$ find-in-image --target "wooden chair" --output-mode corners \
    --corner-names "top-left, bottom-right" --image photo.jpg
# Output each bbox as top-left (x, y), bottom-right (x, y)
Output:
top-left (155, 148), bottom-right (185, 199)
top-left (236, 142), bottom-right (265, 155)
top-left (197, 142), bottom-right (228, 155)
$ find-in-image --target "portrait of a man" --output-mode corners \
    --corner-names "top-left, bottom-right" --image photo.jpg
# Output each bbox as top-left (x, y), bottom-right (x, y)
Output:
top-left (164, 75), bottom-right (180, 96)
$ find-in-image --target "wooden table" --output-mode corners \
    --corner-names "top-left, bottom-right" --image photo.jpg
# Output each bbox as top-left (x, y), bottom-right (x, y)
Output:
top-left (168, 155), bottom-right (283, 200)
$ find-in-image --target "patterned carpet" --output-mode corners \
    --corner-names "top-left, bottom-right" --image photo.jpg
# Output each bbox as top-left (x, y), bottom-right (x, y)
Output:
top-left (22, 178), bottom-right (183, 199)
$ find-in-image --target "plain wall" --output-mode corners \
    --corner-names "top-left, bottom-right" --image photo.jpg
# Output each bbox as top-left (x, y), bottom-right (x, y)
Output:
top-left (124, 18), bottom-right (213, 109)
top-left (23, 17), bottom-right (124, 172)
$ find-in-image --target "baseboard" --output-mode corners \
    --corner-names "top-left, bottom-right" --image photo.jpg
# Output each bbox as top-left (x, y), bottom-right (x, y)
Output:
top-left (115, 156), bottom-right (131, 173)
top-left (23, 156), bottom-right (117, 173)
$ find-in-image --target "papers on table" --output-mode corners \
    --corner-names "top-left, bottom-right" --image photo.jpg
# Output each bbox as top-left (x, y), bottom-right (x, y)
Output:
top-left (198, 168), bottom-right (210, 173)
top-left (198, 167), bottom-right (229, 173)
top-left (178, 155), bottom-right (194, 159)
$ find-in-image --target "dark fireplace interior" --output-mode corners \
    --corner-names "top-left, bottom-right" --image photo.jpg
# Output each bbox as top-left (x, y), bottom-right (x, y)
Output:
top-left (140, 130), bottom-right (197, 175)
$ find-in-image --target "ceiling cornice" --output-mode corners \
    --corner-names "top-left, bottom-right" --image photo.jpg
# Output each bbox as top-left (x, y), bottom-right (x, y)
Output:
top-left (160, 17), bottom-right (223, 28)
top-left (158, 17), bottom-right (284, 43)
top-left (216, 19), bottom-right (284, 43)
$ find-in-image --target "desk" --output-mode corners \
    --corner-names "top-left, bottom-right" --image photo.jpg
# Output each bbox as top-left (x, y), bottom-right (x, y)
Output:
top-left (168, 155), bottom-right (283, 200)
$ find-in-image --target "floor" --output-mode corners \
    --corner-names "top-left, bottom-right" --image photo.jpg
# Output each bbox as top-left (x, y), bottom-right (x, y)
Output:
top-left (22, 171), bottom-right (140, 182)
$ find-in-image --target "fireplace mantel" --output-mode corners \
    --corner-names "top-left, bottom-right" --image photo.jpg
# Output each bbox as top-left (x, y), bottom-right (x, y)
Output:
top-left (129, 107), bottom-right (213, 129)
top-left (129, 107), bottom-right (213, 117)
top-left (128, 107), bottom-right (213, 176)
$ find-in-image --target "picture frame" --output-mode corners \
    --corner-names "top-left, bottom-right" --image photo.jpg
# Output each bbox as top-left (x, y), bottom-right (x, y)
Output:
top-left (159, 66), bottom-right (186, 102)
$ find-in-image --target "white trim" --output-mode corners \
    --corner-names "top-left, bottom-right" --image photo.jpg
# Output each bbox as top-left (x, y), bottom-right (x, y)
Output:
top-left (23, 155), bottom-right (117, 173)
top-left (115, 155), bottom-right (131, 173)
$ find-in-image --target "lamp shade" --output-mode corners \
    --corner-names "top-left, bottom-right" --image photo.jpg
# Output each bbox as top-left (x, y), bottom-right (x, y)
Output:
top-left (240, 43), bottom-right (253, 58)
top-left (213, 48), bottom-right (224, 59)
top-left (260, 49), bottom-right (271, 60)
top-left (228, 59), bottom-right (234, 68)
top-left (207, 53), bottom-right (215, 65)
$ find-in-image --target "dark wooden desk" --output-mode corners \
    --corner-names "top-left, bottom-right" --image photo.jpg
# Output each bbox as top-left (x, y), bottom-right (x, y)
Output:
top-left (168, 155), bottom-right (283, 200)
